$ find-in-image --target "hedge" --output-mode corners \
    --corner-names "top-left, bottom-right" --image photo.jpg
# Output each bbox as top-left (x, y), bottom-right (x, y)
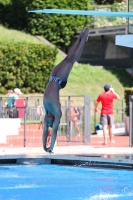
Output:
top-left (0, 41), bottom-right (57, 94)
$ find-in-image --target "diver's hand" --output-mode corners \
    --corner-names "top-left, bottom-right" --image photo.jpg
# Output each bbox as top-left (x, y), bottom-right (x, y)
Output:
top-left (49, 150), bottom-right (54, 154)
top-left (45, 147), bottom-right (54, 154)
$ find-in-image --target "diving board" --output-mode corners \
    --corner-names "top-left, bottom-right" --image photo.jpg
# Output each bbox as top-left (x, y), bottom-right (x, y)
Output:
top-left (28, 8), bottom-right (133, 48)
top-left (28, 9), bottom-right (133, 18)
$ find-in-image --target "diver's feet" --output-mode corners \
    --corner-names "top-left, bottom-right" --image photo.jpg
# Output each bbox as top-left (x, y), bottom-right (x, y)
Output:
top-left (80, 27), bottom-right (86, 34)
top-left (80, 27), bottom-right (86, 37)
top-left (85, 33), bottom-right (89, 42)
top-left (85, 28), bottom-right (89, 42)
top-left (80, 27), bottom-right (89, 42)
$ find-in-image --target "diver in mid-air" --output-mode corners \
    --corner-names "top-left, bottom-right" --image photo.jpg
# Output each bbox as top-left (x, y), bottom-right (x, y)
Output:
top-left (43, 27), bottom-right (89, 153)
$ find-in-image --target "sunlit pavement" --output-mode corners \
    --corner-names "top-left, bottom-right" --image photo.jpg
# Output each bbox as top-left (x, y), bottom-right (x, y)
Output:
top-left (0, 145), bottom-right (133, 156)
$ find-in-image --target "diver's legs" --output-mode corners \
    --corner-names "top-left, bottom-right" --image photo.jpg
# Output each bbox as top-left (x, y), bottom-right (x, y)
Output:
top-left (66, 28), bottom-right (86, 59)
top-left (66, 27), bottom-right (88, 60)
top-left (52, 29), bottom-right (81, 75)
top-left (56, 27), bottom-right (89, 81)
top-left (69, 27), bottom-right (89, 62)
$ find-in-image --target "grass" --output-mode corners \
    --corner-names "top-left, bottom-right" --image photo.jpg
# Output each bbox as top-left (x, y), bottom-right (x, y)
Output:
top-left (60, 64), bottom-right (133, 100)
top-left (0, 25), bottom-right (42, 43)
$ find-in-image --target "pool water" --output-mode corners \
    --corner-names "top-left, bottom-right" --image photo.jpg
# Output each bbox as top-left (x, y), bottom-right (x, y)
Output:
top-left (0, 164), bottom-right (133, 200)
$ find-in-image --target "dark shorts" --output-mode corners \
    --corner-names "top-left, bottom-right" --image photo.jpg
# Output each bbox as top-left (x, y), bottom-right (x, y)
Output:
top-left (100, 114), bottom-right (114, 126)
top-left (49, 75), bottom-right (67, 88)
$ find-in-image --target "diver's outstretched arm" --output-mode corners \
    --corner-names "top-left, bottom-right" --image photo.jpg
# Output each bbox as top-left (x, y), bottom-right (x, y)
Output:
top-left (43, 111), bottom-right (62, 153)
top-left (42, 117), bottom-right (49, 151)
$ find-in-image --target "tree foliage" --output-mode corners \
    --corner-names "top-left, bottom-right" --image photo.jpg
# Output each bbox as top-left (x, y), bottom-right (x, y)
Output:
top-left (26, 0), bottom-right (90, 48)
top-left (0, 0), bottom-right (92, 48)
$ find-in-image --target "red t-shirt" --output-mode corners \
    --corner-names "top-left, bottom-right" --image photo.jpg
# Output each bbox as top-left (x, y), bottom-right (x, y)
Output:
top-left (97, 92), bottom-right (117, 114)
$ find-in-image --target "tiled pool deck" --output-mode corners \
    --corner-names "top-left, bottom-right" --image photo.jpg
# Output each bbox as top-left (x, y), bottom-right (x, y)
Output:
top-left (0, 145), bottom-right (133, 170)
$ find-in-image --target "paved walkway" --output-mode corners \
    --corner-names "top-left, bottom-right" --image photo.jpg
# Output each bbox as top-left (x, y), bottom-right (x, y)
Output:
top-left (89, 135), bottom-right (129, 147)
top-left (0, 145), bottom-right (133, 157)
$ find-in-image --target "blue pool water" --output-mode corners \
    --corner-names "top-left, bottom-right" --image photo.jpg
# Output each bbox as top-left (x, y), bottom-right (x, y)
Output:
top-left (0, 164), bottom-right (133, 200)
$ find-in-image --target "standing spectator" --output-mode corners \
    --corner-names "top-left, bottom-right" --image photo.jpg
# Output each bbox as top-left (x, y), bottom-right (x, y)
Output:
top-left (70, 101), bottom-right (81, 137)
top-left (7, 88), bottom-right (22, 118)
top-left (94, 84), bottom-right (120, 145)
top-left (13, 88), bottom-right (23, 97)
top-left (37, 105), bottom-right (44, 129)
top-left (8, 88), bottom-right (22, 108)
top-left (3, 90), bottom-right (13, 107)
top-left (2, 90), bottom-right (13, 117)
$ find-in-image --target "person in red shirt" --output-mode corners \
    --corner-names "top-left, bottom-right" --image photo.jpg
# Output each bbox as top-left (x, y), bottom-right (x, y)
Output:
top-left (94, 84), bottom-right (120, 145)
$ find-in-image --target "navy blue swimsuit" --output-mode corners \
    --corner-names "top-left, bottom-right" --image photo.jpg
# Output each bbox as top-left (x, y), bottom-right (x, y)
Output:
top-left (49, 75), bottom-right (67, 88)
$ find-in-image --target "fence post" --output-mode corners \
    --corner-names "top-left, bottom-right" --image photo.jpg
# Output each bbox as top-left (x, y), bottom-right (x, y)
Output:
top-left (0, 98), bottom-right (2, 118)
top-left (122, 99), bottom-right (124, 122)
top-left (84, 96), bottom-right (91, 145)
top-left (94, 100), bottom-right (96, 132)
top-left (67, 96), bottom-right (71, 142)
top-left (129, 95), bottom-right (133, 147)
top-left (24, 97), bottom-right (28, 147)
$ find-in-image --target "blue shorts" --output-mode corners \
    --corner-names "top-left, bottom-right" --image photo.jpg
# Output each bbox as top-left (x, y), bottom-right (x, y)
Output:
top-left (49, 75), bottom-right (67, 88)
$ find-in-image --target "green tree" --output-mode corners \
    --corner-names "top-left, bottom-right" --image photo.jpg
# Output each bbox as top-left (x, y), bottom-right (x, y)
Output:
top-left (26, 0), bottom-right (90, 48)
top-left (0, 0), bottom-right (93, 48)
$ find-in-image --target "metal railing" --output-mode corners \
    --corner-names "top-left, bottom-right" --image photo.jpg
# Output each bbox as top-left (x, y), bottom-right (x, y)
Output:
top-left (0, 97), bottom-right (126, 130)
top-left (0, 96), bottom-right (91, 147)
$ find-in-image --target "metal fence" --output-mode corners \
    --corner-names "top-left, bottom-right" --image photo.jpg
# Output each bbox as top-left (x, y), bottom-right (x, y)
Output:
top-left (0, 96), bottom-right (127, 148)
top-left (0, 96), bottom-right (91, 147)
